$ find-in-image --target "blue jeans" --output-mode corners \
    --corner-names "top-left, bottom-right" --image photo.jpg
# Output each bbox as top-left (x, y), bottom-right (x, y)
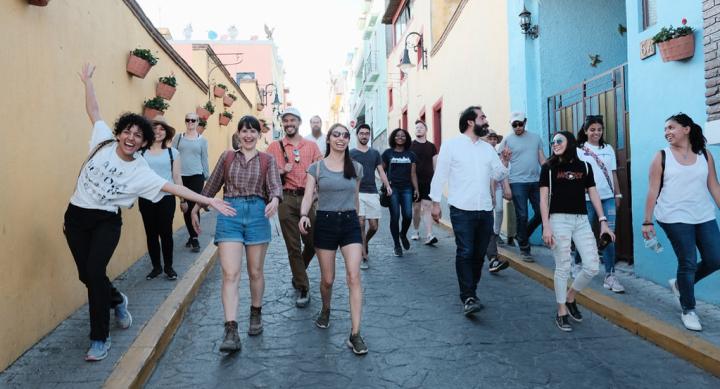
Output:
top-left (449, 206), bottom-right (493, 302)
top-left (574, 198), bottom-right (616, 273)
top-left (658, 219), bottom-right (720, 312)
top-left (510, 182), bottom-right (541, 252)
top-left (389, 187), bottom-right (413, 247)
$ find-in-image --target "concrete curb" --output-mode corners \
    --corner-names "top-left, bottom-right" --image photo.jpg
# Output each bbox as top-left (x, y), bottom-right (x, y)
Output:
top-left (103, 245), bottom-right (218, 389)
top-left (497, 247), bottom-right (720, 378)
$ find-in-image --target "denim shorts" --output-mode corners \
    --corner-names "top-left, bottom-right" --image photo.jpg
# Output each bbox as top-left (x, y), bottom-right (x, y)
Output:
top-left (215, 196), bottom-right (271, 245)
top-left (313, 210), bottom-right (362, 250)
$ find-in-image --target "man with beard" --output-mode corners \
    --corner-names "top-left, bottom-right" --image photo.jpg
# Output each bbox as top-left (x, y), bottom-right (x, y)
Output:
top-left (430, 106), bottom-right (510, 316)
top-left (350, 124), bottom-right (392, 269)
top-left (267, 107), bottom-right (322, 307)
top-left (304, 115), bottom-right (326, 155)
top-left (498, 112), bottom-right (546, 261)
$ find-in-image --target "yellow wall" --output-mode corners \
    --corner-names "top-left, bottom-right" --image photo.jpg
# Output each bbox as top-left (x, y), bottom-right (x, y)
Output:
top-left (0, 0), bottom-right (250, 371)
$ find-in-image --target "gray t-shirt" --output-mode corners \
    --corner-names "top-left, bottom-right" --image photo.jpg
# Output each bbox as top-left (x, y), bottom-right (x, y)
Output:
top-left (308, 160), bottom-right (363, 211)
top-left (350, 148), bottom-right (381, 194)
top-left (173, 134), bottom-right (209, 178)
top-left (499, 131), bottom-right (543, 183)
top-left (142, 147), bottom-right (177, 196)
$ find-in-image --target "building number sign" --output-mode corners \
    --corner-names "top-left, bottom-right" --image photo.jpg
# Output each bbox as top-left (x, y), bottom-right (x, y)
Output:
top-left (640, 38), bottom-right (656, 60)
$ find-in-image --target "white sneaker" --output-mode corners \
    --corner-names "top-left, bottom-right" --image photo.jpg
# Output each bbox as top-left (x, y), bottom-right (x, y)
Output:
top-left (410, 232), bottom-right (420, 241)
top-left (681, 311), bottom-right (703, 331)
top-left (603, 274), bottom-right (625, 293)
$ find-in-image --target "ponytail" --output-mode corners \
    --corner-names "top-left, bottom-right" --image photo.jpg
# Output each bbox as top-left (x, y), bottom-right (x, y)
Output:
top-left (666, 113), bottom-right (707, 154)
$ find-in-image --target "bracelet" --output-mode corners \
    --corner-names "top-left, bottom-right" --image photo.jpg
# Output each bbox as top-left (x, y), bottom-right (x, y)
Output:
top-left (598, 216), bottom-right (608, 222)
top-left (300, 214), bottom-right (308, 218)
top-left (642, 222), bottom-right (654, 226)
top-left (615, 194), bottom-right (623, 199)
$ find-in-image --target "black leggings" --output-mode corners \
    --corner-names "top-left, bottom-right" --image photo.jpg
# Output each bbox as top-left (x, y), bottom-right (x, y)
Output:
top-left (181, 174), bottom-right (205, 239)
top-left (63, 204), bottom-right (124, 341)
top-left (139, 195), bottom-right (176, 270)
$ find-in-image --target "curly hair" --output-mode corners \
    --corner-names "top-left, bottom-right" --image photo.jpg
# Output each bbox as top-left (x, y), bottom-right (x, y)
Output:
top-left (113, 113), bottom-right (153, 148)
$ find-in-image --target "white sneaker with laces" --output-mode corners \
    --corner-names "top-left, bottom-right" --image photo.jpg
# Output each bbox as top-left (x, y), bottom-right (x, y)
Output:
top-left (681, 311), bottom-right (702, 331)
top-left (410, 232), bottom-right (420, 241)
top-left (603, 274), bottom-right (625, 293)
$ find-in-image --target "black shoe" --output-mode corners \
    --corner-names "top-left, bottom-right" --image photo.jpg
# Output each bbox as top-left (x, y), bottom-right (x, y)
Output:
top-left (248, 307), bottom-right (263, 336)
top-left (191, 238), bottom-right (200, 253)
top-left (146, 268), bottom-right (163, 280)
top-left (165, 268), bottom-right (178, 281)
top-left (296, 289), bottom-right (310, 308)
top-left (555, 314), bottom-right (573, 332)
top-left (219, 321), bottom-right (241, 353)
top-left (488, 257), bottom-right (509, 273)
top-left (463, 297), bottom-right (483, 316)
top-left (185, 237), bottom-right (193, 248)
top-left (565, 301), bottom-right (583, 322)
top-left (393, 246), bottom-right (403, 257)
top-left (315, 308), bottom-right (330, 329)
top-left (347, 332), bottom-right (368, 355)
top-left (400, 235), bottom-right (411, 250)
top-left (424, 235), bottom-right (438, 246)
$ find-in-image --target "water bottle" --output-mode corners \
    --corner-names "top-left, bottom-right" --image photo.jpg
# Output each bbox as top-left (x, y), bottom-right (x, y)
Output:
top-left (644, 236), bottom-right (664, 253)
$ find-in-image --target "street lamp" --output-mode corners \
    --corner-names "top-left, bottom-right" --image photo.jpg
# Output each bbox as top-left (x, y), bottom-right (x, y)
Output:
top-left (519, 6), bottom-right (539, 39)
top-left (261, 83), bottom-right (282, 113)
top-left (398, 32), bottom-right (427, 71)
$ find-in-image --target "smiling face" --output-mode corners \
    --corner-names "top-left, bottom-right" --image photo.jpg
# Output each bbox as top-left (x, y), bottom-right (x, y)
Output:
top-left (585, 123), bottom-right (604, 145)
top-left (235, 125), bottom-right (259, 151)
top-left (327, 126), bottom-right (351, 153)
top-left (153, 124), bottom-right (167, 144)
top-left (185, 113), bottom-right (199, 130)
top-left (394, 130), bottom-right (407, 146)
top-left (282, 115), bottom-right (301, 137)
top-left (664, 119), bottom-right (690, 146)
top-left (551, 134), bottom-right (568, 156)
top-left (116, 125), bottom-right (147, 159)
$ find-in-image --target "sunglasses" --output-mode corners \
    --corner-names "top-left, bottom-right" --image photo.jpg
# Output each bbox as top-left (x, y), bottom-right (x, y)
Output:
top-left (330, 130), bottom-right (351, 139)
top-left (292, 149), bottom-right (300, 163)
top-left (185, 118), bottom-right (197, 123)
top-left (511, 121), bottom-right (524, 128)
top-left (551, 138), bottom-right (565, 145)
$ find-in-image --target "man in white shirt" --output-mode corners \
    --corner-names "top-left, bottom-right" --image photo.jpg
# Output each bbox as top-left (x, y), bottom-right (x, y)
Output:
top-left (304, 115), bottom-right (326, 155)
top-left (430, 106), bottom-right (510, 317)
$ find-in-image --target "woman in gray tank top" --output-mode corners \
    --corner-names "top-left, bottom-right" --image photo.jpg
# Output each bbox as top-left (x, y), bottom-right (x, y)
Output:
top-left (298, 123), bottom-right (368, 355)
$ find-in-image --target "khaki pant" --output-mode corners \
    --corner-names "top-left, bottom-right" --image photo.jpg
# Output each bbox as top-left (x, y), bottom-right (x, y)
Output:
top-left (278, 192), bottom-right (316, 292)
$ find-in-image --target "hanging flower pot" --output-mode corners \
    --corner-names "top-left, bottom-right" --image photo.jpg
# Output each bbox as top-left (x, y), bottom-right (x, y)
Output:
top-left (127, 49), bottom-right (158, 79)
top-left (219, 111), bottom-right (233, 126)
top-left (223, 93), bottom-right (237, 107)
top-left (652, 20), bottom-right (695, 62)
top-left (143, 107), bottom-right (163, 119)
top-left (28, 0), bottom-right (50, 6)
top-left (142, 96), bottom-right (169, 119)
top-left (156, 75), bottom-right (177, 100)
top-left (197, 118), bottom-right (207, 134)
top-left (196, 101), bottom-right (215, 120)
top-left (213, 84), bottom-right (227, 98)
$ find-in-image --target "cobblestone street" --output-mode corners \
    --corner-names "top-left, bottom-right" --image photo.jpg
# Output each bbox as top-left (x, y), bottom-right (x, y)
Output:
top-left (147, 214), bottom-right (719, 388)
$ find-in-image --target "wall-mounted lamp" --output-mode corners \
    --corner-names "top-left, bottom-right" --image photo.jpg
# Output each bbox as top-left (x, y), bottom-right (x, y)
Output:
top-left (398, 32), bottom-right (427, 71)
top-left (519, 6), bottom-right (539, 39)
top-left (261, 83), bottom-right (282, 113)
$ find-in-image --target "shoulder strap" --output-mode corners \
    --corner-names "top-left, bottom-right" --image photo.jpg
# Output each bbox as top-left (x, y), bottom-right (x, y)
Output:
top-left (78, 139), bottom-right (115, 178)
top-left (168, 147), bottom-right (174, 171)
top-left (658, 149), bottom-right (666, 198)
top-left (279, 140), bottom-right (289, 163)
top-left (223, 150), bottom-right (236, 186)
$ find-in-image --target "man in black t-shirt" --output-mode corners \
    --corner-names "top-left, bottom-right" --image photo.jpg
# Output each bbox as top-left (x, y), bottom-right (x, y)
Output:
top-left (410, 120), bottom-right (439, 245)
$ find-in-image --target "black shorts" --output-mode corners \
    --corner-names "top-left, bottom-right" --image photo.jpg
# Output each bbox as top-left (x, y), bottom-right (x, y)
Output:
top-left (313, 210), bottom-right (362, 250)
top-left (418, 182), bottom-right (431, 201)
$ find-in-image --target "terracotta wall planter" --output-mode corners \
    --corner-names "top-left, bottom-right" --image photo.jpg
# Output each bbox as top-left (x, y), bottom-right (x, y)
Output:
top-left (143, 107), bottom-right (163, 120)
top-left (196, 107), bottom-right (211, 120)
top-left (223, 95), bottom-right (235, 107)
top-left (213, 86), bottom-right (226, 98)
top-left (28, 0), bottom-right (50, 5)
top-left (156, 82), bottom-right (176, 100)
top-left (127, 54), bottom-right (152, 78)
top-left (219, 115), bottom-right (231, 126)
top-left (658, 34), bottom-right (695, 62)
top-left (197, 125), bottom-right (206, 134)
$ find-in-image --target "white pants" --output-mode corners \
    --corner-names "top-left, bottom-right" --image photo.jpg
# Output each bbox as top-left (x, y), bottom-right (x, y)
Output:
top-left (493, 187), bottom-right (504, 235)
top-left (550, 213), bottom-right (600, 304)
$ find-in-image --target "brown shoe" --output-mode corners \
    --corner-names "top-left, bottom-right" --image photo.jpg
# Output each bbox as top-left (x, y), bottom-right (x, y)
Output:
top-left (219, 321), bottom-right (241, 353)
top-left (248, 307), bottom-right (263, 336)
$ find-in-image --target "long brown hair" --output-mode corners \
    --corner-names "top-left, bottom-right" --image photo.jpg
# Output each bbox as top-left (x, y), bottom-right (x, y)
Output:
top-left (325, 123), bottom-right (357, 179)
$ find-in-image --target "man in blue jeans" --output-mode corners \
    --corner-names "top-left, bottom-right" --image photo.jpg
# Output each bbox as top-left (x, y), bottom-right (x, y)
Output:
top-left (498, 112), bottom-right (545, 261)
top-left (431, 106), bottom-right (510, 316)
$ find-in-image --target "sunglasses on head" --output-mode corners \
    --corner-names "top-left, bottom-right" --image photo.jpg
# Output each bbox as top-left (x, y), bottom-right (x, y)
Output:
top-left (330, 130), bottom-right (350, 139)
top-left (586, 115), bottom-right (604, 124)
top-left (511, 121), bottom-right (524, 128)
top-left (551, 138), bottom-right (565, 145)
top-left (185, 118), bottom-right (197, 123)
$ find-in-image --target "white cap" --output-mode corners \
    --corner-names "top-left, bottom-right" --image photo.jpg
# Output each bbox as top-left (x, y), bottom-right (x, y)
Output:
top-left (280, 107), bottom-right (302, 121)
top-left (510, 112), bottom-right (526, 124)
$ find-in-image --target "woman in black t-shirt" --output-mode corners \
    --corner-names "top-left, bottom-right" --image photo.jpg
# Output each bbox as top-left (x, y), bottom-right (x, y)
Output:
top-left (539, 131), bottom-right (615, 332)
top-left (382, 128), bottom-right (419, 257)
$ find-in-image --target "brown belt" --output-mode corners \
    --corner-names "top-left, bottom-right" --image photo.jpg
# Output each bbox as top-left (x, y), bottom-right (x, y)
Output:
top-left (283, 188), bottom-right (305, 196)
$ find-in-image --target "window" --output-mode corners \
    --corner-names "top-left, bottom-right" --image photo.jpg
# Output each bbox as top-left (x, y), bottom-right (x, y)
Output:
top-left (642, 0), bottom-right (657, 30)
top-left (402, 107), bottom-right (408, 130)
top-left (236, 72), bottom-right (255, 83)
top-left (388, 87), bottom-right (394, 111)
top-left (393, 1), bottom-right (412, 47)
top-left (433, 99), bottom-right (442, 149)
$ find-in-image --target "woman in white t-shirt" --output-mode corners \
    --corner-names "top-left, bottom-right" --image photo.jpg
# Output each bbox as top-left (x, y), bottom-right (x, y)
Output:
top-left (65, 64), bottom-right (235, 362)
top-left (574, 115), bottom-right (625, 293)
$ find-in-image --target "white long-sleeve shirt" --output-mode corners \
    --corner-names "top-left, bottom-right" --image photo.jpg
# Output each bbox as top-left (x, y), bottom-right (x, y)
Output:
top-left (430, 134), bottom-right (508, 211)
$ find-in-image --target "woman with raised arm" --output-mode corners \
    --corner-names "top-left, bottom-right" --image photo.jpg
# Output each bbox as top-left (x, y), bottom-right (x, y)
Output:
top-left (65, 64), bottom-right (235, 362)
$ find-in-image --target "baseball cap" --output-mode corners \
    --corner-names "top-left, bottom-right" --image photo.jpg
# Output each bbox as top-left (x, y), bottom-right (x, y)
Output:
top-left (281, 107), bottom-right (302, 121)
top-left (510, 112), bottom-right (526, 124)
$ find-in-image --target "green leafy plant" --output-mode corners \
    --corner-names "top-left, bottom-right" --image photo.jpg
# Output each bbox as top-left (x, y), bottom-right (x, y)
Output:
top-left (198, 118), bottom-right (207, 127)
top-left (216, 83), bottom-right (228, 90)
top-left (221, 111), bottom-right (233, 119)
top-left (143, 96), bottom-right (169, 111)
top-left (227, 93), bottom-right (237, 100)
top-left (652, 18), bottom-right (693, 43)
top-left (158, 75), bottom-right (177, 87)
top-left (132, 48), bottom-right (159, 66)
top-left (204, 101), bottom-right (215, 114)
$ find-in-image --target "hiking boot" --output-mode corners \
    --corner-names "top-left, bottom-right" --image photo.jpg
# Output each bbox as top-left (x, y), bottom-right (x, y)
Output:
top-left (146, 268), bottom-right (163, 280)
top-left (555, 314), bottom-right (573, 332)
top-left (165, 267), bottom-right (178, 281)
top-left (248, 307), bottom-right (263, 336)
top-left (424, 235), bottom-right (438, 246)
top-left (190, 238), bottom-right (200, 253)
top-left (603, 273), bottom-right (625, 293)
top-left (565, 301), bottom-right (583, 322)
top-left (219, 321), bottom-right (241, 353)
top-left (315, 308), bottom-right (330, 329)
top-left (360, 258), bottom-right (369, 270)
top-left (488, 257), bottom-right (509, 273)
top-left (463, 297), bottom-right (483, 316)
top-left (393, 246), bottom-right (403, 257)
top-left (296, 289), bottom-right (310, 308)
top-left (400, 234), bottom-right (411, 250)
top-left (114, 292), bottom-right (132, 329)
top-left (85, 338), bottom-right (111, 362)
top-left (681, 311), bottom-right (702, 331)
top-left (347, 333), bottom-right (368, 355)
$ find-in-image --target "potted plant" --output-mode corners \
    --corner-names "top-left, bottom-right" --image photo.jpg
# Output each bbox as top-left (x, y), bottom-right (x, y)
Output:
top-left (127, 48), bottom-right (159, 78)
top-left (223, 92), bottom-right (237, 108)
top-left (196, 101), bottom-right (215, 120)
top-left (143, 96), bottom-right (169, 119)
top-left (156, 75), bottom-right (177, 100)
top-left (28, 0), bottom-right (50, 6)
top-left (219, 111), bottom-right (233, 126)
top-left (213, 83), bottom-right (228, 98)
top-left (197, 118), bottom-right (207, 134)
top-left (653, 18), bottom-right (695, 62)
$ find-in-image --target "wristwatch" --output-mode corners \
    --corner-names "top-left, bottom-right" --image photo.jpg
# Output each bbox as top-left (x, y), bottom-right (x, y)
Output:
top-left (598, 216), bottom-right (608, 223)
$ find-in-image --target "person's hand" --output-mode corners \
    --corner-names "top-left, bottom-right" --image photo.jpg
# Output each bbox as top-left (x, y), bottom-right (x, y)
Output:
top-left (78, 63), bottom-right (95, 84)
top-left (641, 223), bottom-right (655, 240)
top-left (542, 224), bottom-right (555, 248)
top-left (299, 215), bottom-right (311, 235)
top-left (386, 186), bottom-right (393, 196)
top-left (413, 189), bottom-right (419, 201)
top-left (191, 208), bottom-right (201, 235)
top-left (431, 203), bottom-right (442, 223)
top-left (208, 198), bottom-right (236, 217)
top-left (283, 163), bottom-right (293, 173)
top-left (503, 189), bottom-right (512, 201)
top-left (500, 147), bottom-right (512, 165)
top-left (180, 201), bottom-right (188, 213)
top-left (600, 222), bottom-right (615, 242)
top-left (264, 198), bottom-right (279, 218)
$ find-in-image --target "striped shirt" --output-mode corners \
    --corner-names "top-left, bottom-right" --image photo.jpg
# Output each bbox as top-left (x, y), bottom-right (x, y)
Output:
top-left (266, 137), bottom-right (322, 190)
top-left (201, 151), bottom-right (282, 201)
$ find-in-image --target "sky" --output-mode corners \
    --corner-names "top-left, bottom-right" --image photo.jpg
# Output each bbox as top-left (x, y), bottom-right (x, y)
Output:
top-left (136, 0), bottom-right (364, 135)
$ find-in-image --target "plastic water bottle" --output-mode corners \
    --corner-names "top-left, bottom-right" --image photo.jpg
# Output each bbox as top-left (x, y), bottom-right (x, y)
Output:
top-left (644, 237), bottom-right (664, 253)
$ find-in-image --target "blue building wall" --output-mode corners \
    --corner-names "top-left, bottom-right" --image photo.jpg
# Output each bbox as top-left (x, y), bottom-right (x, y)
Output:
top-left (626, 0), bottom-right (720, 304)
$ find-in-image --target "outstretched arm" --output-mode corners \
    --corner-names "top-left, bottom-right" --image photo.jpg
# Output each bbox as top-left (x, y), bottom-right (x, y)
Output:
top-left (79, 63), bottom-right (102, 124)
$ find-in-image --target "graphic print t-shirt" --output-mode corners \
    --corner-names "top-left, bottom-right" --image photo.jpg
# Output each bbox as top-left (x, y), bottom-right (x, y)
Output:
top-left (382, 149), bottom-right (417, 189)
top-left (70, 121), bottom-right (168, 212)
top-left (539, 159), bottom-right (596, 215)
